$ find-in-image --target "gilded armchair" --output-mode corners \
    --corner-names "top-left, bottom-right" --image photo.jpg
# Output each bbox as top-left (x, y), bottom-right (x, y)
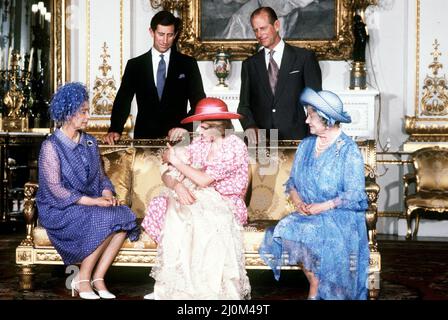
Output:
top-left (404, 146), bottom-right (448, 239)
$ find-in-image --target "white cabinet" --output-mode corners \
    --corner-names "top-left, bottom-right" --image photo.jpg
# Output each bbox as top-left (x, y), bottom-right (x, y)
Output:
top-left (335, 89), bottom-right (379, 140)
top-left (206, 89), bottom-right (243, 131)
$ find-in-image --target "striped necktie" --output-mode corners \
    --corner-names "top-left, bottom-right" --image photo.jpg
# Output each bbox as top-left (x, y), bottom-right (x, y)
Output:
top-left (267, 50), bottom-right (279, 94)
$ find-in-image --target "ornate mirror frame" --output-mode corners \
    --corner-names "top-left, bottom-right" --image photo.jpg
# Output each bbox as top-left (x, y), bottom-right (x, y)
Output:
top-left (153, 0), bottom-right (377, 61)
top-left (52, 0), bottom-right (71, 90)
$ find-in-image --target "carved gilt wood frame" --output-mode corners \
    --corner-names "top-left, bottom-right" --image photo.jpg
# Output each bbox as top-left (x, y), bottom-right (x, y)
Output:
top-left (53, 0), bottom-right (71, 89)
top-left (157, 0), bottom-right (376, 61)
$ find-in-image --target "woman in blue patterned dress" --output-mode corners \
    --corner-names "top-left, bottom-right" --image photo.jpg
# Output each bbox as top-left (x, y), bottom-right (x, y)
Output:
top-left (259, 87), bottom-right (369, 300)
top-left (36, 82), bottom-right (140, 299)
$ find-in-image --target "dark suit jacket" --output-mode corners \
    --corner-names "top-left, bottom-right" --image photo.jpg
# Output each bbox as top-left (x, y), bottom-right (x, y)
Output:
top-left (238, 43), bottom-right (322, 140)
top-left (109, 49), bottom-right (206, 138)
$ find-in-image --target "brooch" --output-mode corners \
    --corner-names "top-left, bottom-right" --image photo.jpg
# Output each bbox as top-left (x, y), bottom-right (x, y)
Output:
top-left (335, 139), bottom-right (345, 157)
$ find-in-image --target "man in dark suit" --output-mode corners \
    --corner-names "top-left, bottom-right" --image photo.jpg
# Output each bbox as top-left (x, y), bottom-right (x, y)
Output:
top-left (104, 11), bottom-right (205, 144)
top-left (238, 6), bottom-right (322, 143)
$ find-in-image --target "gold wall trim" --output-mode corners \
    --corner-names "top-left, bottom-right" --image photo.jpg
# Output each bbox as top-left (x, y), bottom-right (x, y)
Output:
top-left (411, 1), bottom-right (447, 121)
top-left (420, 40), bottom-right (448, 116)
top-left (378, 211), bottom-right (404, 218)
top-left (414, 0), bottom-right (420, 116)
top-left (376, 159), bottom-right (411, 165)
top-left (406, 1), bottom-right (448, 142)
top-left (405, 115), bottom-right (448, 141)
top-left (86, 0), bottom-right (91, 91)
top-left (65, 0), bottom-right (71, 82)
top-left (407, 136), bottom-right (448, 142)
top-left (86, 0), bottom-right (124, 92)
top-left (92, 42), bottom-right (117, 115)
top-left (120, 0), bottom-right (123, 77)
top-left (53, 0), bottom-right (68, 88)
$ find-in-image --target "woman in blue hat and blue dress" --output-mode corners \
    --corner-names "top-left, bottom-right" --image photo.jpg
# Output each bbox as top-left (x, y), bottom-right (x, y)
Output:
top-left (259, 87), bottom-right (370, 300)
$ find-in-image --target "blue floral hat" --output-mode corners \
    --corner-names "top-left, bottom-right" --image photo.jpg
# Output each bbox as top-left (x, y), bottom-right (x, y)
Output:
top-left (50, 82), bottom-right (89, 122)
top-left (300, 87), bottom-right (351, 126)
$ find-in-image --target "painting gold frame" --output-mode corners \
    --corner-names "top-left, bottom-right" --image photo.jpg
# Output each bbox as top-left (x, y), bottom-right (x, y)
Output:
top-left (52, 0), bottom-right (378, 86)
top-left (53, 0), bottom-right (71, 89)
top-left (157, 0), bottom-right (377, 61)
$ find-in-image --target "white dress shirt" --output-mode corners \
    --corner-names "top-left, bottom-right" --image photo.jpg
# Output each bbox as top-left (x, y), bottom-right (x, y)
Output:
top-left (264, 39), bottom-right (285, 70)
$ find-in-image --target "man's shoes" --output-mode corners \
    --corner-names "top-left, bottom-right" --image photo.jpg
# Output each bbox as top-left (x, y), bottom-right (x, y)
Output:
top-left (143, 292), bottom-right (155, 300)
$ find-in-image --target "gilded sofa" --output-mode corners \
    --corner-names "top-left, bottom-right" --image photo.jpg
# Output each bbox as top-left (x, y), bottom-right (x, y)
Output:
top-left (16, 139), bottom-right (381, 299)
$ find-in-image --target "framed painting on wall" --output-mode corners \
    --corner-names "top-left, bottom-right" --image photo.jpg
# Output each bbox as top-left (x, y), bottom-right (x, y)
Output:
top-left (155, 0), bottom-right (377, 60)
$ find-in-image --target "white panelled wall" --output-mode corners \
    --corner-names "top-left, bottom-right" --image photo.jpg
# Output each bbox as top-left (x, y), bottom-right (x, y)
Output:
top-left (69, 0), bottom-right (448, 237)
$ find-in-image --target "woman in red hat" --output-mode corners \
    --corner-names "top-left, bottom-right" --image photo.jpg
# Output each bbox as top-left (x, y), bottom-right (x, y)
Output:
top-left (141, 98), bottom-right (251, 300)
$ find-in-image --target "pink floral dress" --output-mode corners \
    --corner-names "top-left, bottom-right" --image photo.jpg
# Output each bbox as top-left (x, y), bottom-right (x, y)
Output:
top-left (141, 134), bottom-right (249, 243)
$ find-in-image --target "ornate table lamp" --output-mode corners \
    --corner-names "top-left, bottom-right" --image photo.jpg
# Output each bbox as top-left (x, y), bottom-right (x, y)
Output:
top-left (213, 46), bottom-right (231, 89)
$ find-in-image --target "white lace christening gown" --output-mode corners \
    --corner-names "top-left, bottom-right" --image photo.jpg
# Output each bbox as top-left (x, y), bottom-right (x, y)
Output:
top-left (150, 173), bottom-right (251, 300)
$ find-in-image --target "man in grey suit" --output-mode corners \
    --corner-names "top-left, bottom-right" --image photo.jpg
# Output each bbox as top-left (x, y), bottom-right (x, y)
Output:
top-left (238, 6), bottom-right (322, 143)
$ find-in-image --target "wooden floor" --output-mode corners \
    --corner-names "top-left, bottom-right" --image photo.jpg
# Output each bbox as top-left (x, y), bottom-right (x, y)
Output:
top-left (1, 222), bottom-right (448, 300)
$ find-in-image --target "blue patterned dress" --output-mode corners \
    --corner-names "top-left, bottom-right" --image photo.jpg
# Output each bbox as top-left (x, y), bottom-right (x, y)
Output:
top-left (36, 129), bottom-right (140, 265)
top-left (259, 132), bottom-right (369, 300)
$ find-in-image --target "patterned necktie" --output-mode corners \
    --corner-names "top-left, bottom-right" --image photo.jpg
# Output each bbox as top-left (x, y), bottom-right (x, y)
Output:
top-left (267, 50), bottom-right (279, 94)
top-left (156, 54), bottom-right (166, 100)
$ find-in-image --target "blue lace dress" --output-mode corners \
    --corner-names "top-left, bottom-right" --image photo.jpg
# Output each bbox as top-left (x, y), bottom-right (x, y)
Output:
top-left (36, 129), bottom-right (140, 265)
top-left (259, 132), bottom-right (369, 300)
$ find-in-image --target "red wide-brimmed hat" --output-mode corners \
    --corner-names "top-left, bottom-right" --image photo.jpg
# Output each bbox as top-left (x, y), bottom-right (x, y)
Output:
top-left (180, 97), bottom-right (242, 124)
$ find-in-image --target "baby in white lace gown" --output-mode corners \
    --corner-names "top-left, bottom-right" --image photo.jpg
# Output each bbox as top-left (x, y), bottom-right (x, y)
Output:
top-left (141, 146), bottom-right (196, 242)
top-left (162, 146), bottom-right (197, 198)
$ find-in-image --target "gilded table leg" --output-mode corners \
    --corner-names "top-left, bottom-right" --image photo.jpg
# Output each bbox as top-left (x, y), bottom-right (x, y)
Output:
top-left (368, 288), bottom-right (380, 300)
top-left (368, 254), bottom-right (381, 300)
top-left (17, 265), bottom-right (35, 290)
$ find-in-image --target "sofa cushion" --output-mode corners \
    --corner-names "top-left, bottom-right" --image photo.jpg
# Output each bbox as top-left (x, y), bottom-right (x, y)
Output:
top-left (101, 147), bottom-right (135, 207)
top-left (406, 192), bottom-right (448, 208)
top-left (247, 149), bottom-right (296, 220)
top-left (130, 148), bottom-right (166, 218)
top-left (33, 225), bottom-right (53, 247)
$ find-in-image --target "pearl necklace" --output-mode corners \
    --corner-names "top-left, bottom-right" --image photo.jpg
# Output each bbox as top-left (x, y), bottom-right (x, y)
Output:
top-left (315, 134), bottom-right (339, 153)
top-left (315, 129), bottom-right (342, 155)
top-left (315, 137), bottom-right (331, 153)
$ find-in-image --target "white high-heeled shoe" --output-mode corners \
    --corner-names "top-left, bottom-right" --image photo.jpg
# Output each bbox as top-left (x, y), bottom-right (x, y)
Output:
top-left (91, 278), bottom-right (116, 299)
top-left (71, 278), bottom-right (100, 300)
top-left (143, 292), bottom-right (155, 300)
